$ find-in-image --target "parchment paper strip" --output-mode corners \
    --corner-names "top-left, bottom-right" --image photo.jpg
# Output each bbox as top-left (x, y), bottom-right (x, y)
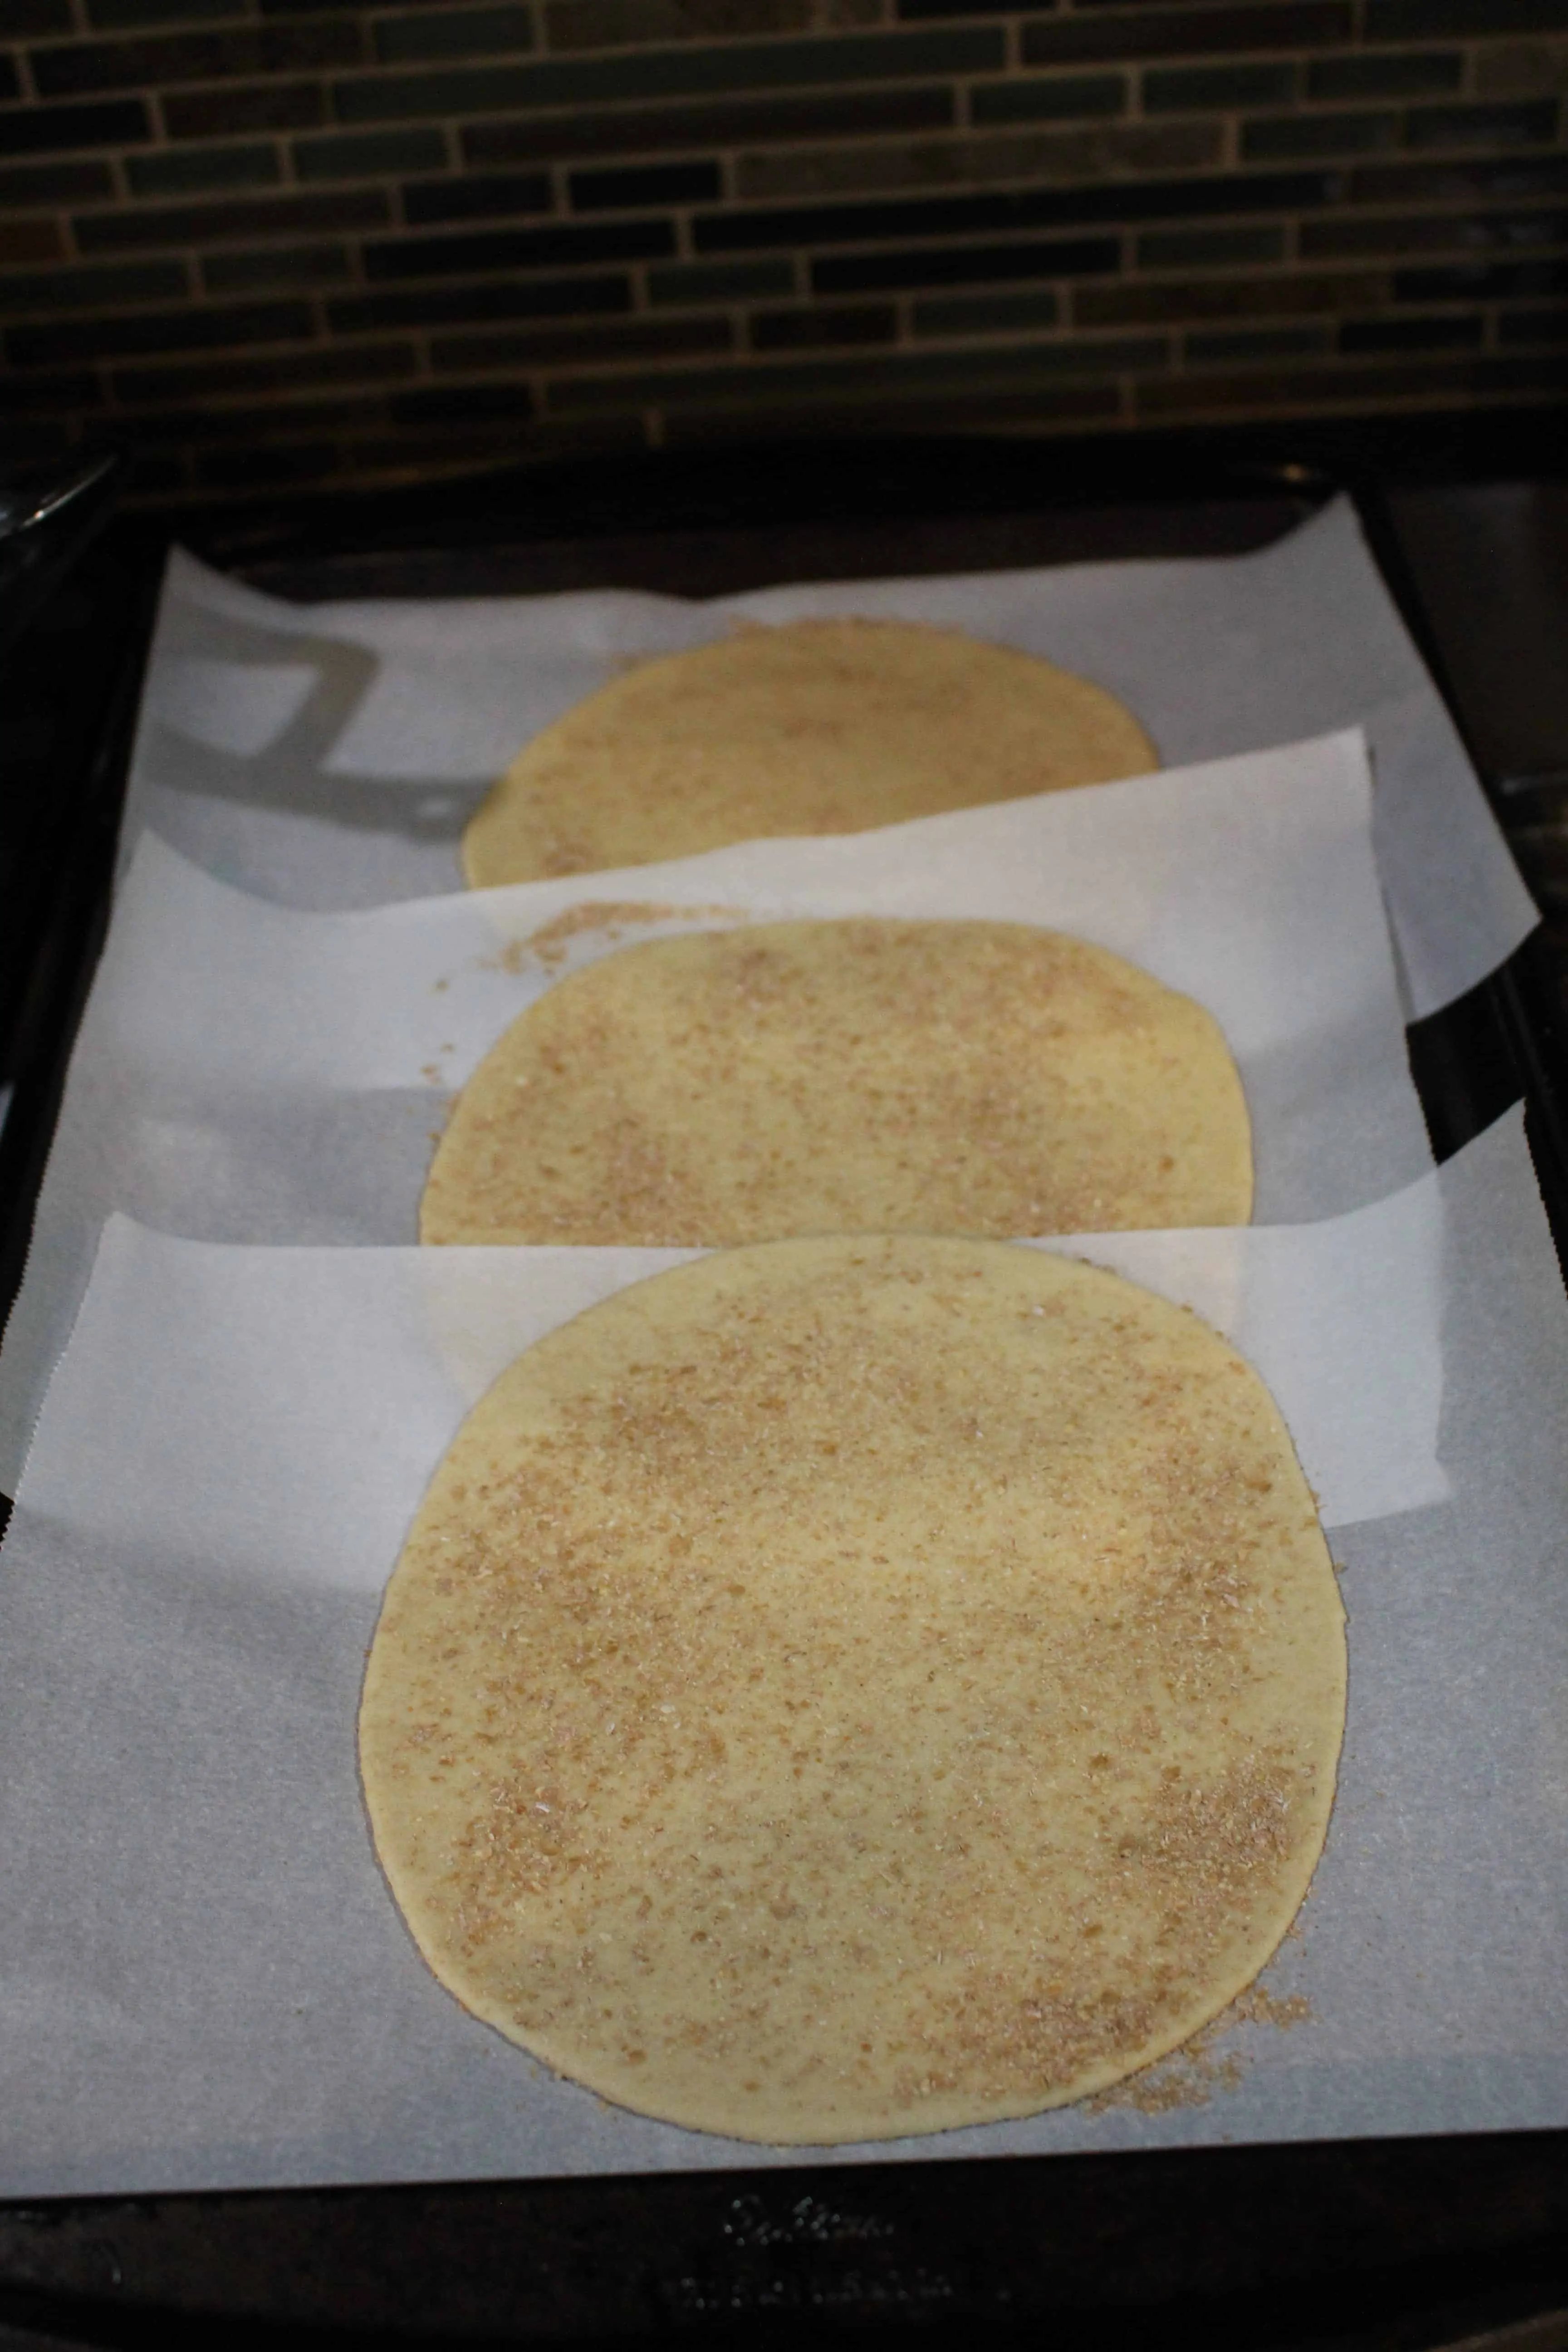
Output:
top-left (0, 730), bottom-right (1431, 1491)
top-left (0, 1107), bottom-right (1562, 2197)
top-left (16, 1159), bottom-right (1448, 1573)
top-left (122, 497), bottom-right (1535, 1017)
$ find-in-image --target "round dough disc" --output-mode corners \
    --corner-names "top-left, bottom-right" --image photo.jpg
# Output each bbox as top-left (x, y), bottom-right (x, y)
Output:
top-left (360, 1235), bottom-right (1344, 2145)
top-left (461, 619), bottom-right (1158, 887)
top-left (420, 918), bottom-right (1253, 1245)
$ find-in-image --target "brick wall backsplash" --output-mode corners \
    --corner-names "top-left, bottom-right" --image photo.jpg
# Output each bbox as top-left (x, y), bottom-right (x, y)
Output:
top-left (0, 0), bottom-right (1564, 501)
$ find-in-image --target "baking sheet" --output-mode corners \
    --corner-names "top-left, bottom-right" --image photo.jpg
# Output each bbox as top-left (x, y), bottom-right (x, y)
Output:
top-left (0, 729), bottom-right (1432, 1493)
top-left (122, 495), bottom-right (1536, 1020)
top-left (8, 1106), bottom-right (1556, 2201)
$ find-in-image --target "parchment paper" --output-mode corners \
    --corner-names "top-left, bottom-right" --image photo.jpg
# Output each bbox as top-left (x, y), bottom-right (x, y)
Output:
top-left (9, 1105), bottom-right (1555, 2201)
top-left (0, 730), bottom-right (1433, 1492)
top-left (122, 495), bottom-right (1535, 1019)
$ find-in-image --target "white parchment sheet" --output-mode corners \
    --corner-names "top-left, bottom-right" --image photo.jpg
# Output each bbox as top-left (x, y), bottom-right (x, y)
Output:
top-left (0, 729), bottom-right (1434, 1492)
top-left (122, 494), bottom-right (1535, 1020)
top-left (10, 1105), bottom-right (1564, 2200)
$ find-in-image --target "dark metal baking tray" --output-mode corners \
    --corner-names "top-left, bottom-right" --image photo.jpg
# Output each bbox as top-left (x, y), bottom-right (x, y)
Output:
top-left (1, 408), bottom-right (1566, 2349)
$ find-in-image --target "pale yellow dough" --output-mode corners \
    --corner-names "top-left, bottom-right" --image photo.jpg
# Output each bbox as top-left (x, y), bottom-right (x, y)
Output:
top-left (461, 618), bottom-right (1158, 887)
top-left (420, 918), bottom-right (1253, 1246)
top-left (359, 1236), bottom-right (1344, 2145)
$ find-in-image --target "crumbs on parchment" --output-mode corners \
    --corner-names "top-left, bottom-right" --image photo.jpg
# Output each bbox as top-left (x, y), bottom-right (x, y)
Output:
top-left (1085, 1988), bottom-right (1313, 2116)
top-left (488, 902), bottom-right (745, 975)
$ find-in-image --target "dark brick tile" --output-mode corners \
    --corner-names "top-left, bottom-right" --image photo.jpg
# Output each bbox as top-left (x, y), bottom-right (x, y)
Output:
top-left (0, 157), bottom-right (115, 205)
top-left (549, 330), bottom-right (1166, 412)
top-left (295, 126), bottom-right (448, 177)
top-left (113, 338), bottom-right (416, 400)
top-left (1077, 266), bottom-right (1385, 326)
top-left (698, 169), bottom-right (1339, 256)
top-left (1349, 153), bottom-right (1568, 204)
top-left (202, 239), bottom-right (353, 291)
top-left (0, 407), bottom-right (93, 466)
top-left (342, 417), bottom-right (633, 476)
top-left (195, 442), bottom-right (344, 489)
top-left (1467, 351), bottom-right (1568, 396)
top-left (571, 159), bottom-right (720, 210)
top-left (0, 61), bottom-right (20, 106)
top-left (814, 234), bottom-right (1118, 294)
top-left (1301, 206), bottom-right (1568, 260)
top-left (546, 0), bottom-right (811, 47)
top-left (1340, 311), bottom-right (1485, 351)
top-left (403, 172), bottom-right (552, 225)
top-left (647, 255), bottom-right (793, 301)
top-left (1186, 324), bottom-right (1332, 362)
top-left (1366, 0), bottom-right (1568, 35)
top-left (327, 270), bottom-right (631, 331)
top-left (660, 382), bottom-right (1117, 442)
top-left (334, 28), bottom-right (1002, 121)
top-left (0, 415), bottom-right (80, 461)
top-left (1243, 110), bottom-right (1400, 162)
top-left (366, 216), bottom-right (672, 279)
top-left (0, 97), bottom-right (151, 154)
top-left (338, 61), bottom-right (568, 119)
top-left (0, 256), bottom-right (187, 311)
top-left (1405, 100), bottom-right (1560, 149)
top-left (350, 413), bottom-right (647, 471)
top-left (86, 0), bottom-right (249, 22)
top-left (0, 368), bottom-right (98, 411)
top-left (464, 88), bottom-right (953, 166)
top-left (968, 74), bottom-right (1126, 124)
top-left (1460, 46), bottom-right (1568, 100)
top-left (897, 0), bottom-right (1040, 16)
top-left (30, 20), bottom-right (363, 98)
top-left (911, 284), bottom-right (1058, 333)
top-left (8, 294), bottom-right (312, 363)
top-left (432, 311), bottom-right (732, 368)
top-left (375, 5), bottom-right (534, 63)
top-left (1394, 255), bottom-right (1568, 300)
top-left (751, 300), bottom-right (896, 348)
top-left (76, 186), bottom-right (388, 252)
top-left (1307, 50), bottom-right (1461, 100)
top-left (0, 392), bottom-right (86, 448)
top-left (1138, 224), bottom-right (1285, 268)
top-left (1018, 5), bottom-right (1352, 68)
top-left (126, 139), bottom-right (281, 196)
top-left (1145, 62), bottom-right (1296, 111)
top-left (386, 384), bottom-right (535, 426)
top-left (6, 0), bottom-right (73, 28)
top-left (1499, 302), bottom-right (1568, 344)
top-left (270, 0), bottom-right (516, 16)
top-left (128, 392), bottom-right (393, 443)
top-left (736, 121), bottom-right (1219, 202)
top-left (0, 217), bottom-right (64, 265)
top-left (163, 81), bottom-right (326, 135)
top-left (120, 450), bottom-right (190, 496)
top-left (1137, 347), bottom-right (1568, 420)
